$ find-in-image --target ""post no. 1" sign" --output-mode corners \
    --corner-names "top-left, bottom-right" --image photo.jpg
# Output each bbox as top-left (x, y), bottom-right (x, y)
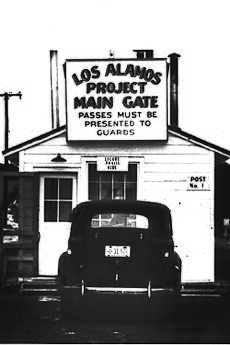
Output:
top-left (187, 175), bottom-right (210, 191)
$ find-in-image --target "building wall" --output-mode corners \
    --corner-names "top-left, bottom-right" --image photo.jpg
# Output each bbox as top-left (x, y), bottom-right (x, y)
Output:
top-left (0, 173), bottom-right (37, 279)
top-left (10, 176), bottom-right (35, 277)
top-left (19, 132), bottom-right (215, 282)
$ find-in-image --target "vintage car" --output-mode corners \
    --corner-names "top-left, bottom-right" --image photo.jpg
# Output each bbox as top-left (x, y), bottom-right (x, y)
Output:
top-left (58, 200), bottom-right (181, 316)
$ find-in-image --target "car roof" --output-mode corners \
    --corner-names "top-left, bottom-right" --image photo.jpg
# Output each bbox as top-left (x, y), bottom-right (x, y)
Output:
top-left (71, 200), bottom-right (170, 217)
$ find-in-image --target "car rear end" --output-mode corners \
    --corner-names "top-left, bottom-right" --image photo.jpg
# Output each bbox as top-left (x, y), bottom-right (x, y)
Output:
top-left (59, 201), bottom-right (181, 317)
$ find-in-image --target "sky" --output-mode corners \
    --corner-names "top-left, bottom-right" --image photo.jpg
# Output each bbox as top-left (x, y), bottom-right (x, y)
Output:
top-left (0, 0), bottom-right (230, 163)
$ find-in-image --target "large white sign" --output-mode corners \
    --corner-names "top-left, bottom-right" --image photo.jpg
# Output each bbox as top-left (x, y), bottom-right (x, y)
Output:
top-left (65, 59), bottom-right (167, 141)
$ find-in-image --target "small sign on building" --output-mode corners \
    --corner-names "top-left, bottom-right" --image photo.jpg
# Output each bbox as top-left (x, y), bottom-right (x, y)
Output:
top-left (187, 175), bottom-right (210, 191)
top-left (65, 59), bottom-right (167, 141)
top-left (97, 156), bottom-right (129, 171)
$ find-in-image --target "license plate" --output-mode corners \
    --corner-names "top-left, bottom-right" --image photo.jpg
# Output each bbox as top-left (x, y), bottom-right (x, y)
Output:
top-left (105, 245), bottom-right (131, 257)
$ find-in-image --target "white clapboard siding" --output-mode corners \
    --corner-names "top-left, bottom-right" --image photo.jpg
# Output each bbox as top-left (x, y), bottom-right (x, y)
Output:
top-left (81, 145), bottom-right (208, 155)
top-left (144, 154), bottom-right (211, 164)
top-left (143, 171), bottom-right (211, 181)
top-left (23, 164), bottom-right (81, 172)
top-left (28, 144), bottom-right (206, 155)
top-left (19, 131), bottom-right (215, 282)
top-left (24, 146), bottom-right (82, 154)
top-left (143, 182), bottom-right (212, 193)
top-left (142, 137), bottom-right (214, 284)
top-left (28, 131), bottom-right (197, 147)
top-left (144, 164), bottom-right (211, 173)
top-left (181, 254), bottom-right (213, 282)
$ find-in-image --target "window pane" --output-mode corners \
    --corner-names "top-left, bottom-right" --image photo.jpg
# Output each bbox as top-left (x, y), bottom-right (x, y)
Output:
top-left (101, 182), bottom-right (112, 200)
top-left (127, 164), bottom-right (137, 182)
top-left (113, 173), bottom-right (124, 199)
top-left (100, 173), bottom-right (112, 199)
top-left (59, 201), bottom-right (72, 222)
top-left (44, 201), bottom-right (57, 221)
top-left (45, 179), bottom-right (58, 199)
top-left (59, 179), bottom-right (72, 200)
top-left (126, 165), bottom-right (137, 200)
top-left (89, 164), bottom-right (99, 200)
top-left (100, 172), bottom-right (112, 183)
top-left (89, 164), bottom-right (98, 181)
top-left (114, 172), bottom-right (124, 183)
top-left (89, 181), bottom-right (99, 200)
top-left (126, 185), bottom-right (136, 200)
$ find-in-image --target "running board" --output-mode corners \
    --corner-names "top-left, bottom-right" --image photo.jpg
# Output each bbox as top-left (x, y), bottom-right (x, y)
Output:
top-left (181, 282), bottom-right (225, 297)
top-left (18, 276), bottom-right (59, 295)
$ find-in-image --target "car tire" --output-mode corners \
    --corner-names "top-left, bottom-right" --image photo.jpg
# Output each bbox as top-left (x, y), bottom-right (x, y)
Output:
top-left (60, 288), bottom-right (79, 320)
top-left (60, 285), bottom-right (87, 322)
top-left (60, 294), bottom-right (72, 319)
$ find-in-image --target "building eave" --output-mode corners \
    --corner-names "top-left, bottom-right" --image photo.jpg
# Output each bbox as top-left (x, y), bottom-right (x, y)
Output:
top-left (168, 126), bottom-right (230, 159)
top-left (3, 125), bottom-right (66, 157)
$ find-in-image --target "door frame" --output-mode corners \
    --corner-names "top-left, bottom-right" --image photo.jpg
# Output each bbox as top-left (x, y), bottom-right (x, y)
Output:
top-left (38, 172), bottom-right (78, 275)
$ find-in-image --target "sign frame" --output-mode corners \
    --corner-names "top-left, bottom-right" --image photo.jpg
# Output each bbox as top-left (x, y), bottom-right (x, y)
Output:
top-left (64, 58), bottom-right (168, 142)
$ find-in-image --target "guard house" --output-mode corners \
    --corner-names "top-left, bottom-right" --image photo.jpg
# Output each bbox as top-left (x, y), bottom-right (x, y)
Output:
top-left (2, 51), bottom-right (230, 284)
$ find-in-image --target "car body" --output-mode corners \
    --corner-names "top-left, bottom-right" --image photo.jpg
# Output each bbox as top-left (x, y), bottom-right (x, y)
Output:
top-left (58, 200), bottom-right (181, 316)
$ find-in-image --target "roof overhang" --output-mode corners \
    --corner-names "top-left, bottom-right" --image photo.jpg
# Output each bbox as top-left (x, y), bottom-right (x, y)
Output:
top-left (3, 125), bottom-right (66, 157)
top-left (168, 126), bottom-right (230, 161)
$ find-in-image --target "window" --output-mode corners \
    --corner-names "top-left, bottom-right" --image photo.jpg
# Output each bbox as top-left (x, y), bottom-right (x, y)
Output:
top-left (91, 213), bottom-right (149, 229)
top-left (4, 177), bottom-right (19, 230)
top-left (89, 163), bottom-right (137, 200)
top-left (44, 178), bottom-right (73, 222)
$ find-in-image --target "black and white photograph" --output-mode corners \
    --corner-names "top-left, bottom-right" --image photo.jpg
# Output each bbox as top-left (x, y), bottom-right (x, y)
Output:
top-left (0, 0), bottom-right (230, 343)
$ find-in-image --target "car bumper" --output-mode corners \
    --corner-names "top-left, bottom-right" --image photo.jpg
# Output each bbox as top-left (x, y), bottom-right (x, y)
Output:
top-left (60, 284), bottom-right (178, 300)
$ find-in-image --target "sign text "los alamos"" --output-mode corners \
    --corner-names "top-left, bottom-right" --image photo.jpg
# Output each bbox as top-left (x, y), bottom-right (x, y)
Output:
top-left (66, 59), bottom-right (167, 141)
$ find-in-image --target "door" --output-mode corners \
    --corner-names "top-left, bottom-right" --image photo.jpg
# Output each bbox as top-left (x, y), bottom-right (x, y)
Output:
top-left (39, 175), bottom-right (77, 275)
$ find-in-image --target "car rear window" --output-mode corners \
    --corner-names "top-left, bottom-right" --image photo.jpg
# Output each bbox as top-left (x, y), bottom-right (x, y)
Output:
top-left (91, 213), bottom-right (149, 229)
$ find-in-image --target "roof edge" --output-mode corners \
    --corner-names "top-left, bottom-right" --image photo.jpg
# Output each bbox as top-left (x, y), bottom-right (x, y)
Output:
top-left (3, 125), bottom-right (66, 157)
top-left (168, 125), bottom-right (230, 158)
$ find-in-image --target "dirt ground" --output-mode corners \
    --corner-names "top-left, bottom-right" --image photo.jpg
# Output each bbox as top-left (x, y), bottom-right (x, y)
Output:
top-left (0, 291), bottom-right (230, 343)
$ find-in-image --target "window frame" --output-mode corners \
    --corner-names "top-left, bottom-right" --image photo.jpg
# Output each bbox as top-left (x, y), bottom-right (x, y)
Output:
top-left (40, 174), bottom-right (77, 224)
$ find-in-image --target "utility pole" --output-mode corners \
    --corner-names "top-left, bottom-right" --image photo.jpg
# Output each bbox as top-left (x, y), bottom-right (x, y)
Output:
top-left (0, 92), bottom-right (22, 164)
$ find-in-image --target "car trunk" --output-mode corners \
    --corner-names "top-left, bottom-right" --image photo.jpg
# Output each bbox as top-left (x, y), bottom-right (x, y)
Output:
top-left (84, 227), bottom-right (164, 287)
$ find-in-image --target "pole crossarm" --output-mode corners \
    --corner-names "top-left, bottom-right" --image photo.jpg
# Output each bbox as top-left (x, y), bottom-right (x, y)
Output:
top-left (0, 92), bottom-right (22, 99)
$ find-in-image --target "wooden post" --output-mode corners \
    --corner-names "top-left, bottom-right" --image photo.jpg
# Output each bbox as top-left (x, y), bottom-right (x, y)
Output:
top-left (0, 92), bottom-right (22, 164)
top-left (168, 53), bottom-right (181, 128)
top-left (50, 50), bottom-right (60, 129)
